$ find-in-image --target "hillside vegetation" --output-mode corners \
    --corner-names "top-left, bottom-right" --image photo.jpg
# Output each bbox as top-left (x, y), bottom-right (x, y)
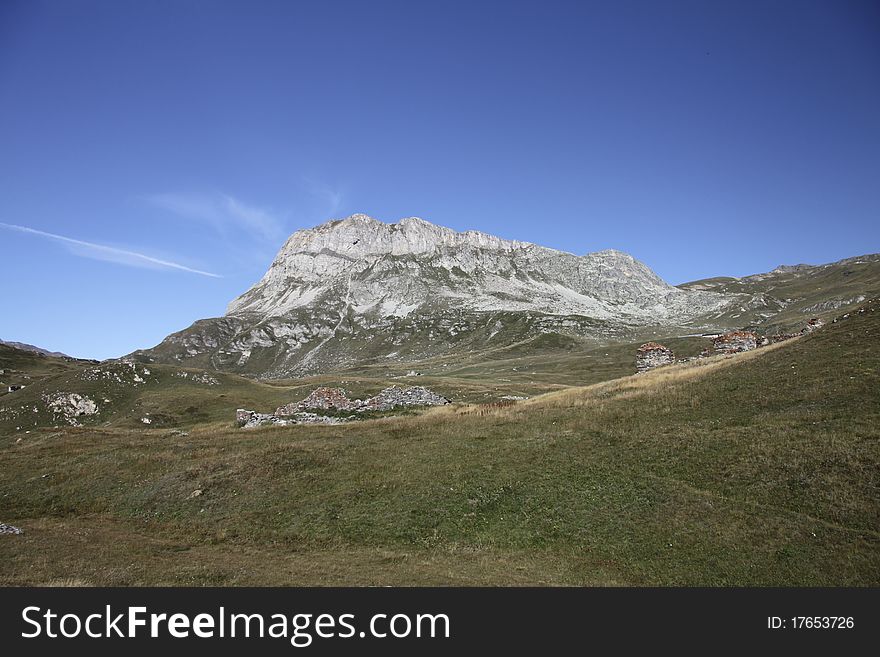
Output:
top-left (681, 253), bottom-right (880, 331)
top-left (0, 300), bottom-right (877, 585)
top-left (0, 344), bottom-right (92, 397)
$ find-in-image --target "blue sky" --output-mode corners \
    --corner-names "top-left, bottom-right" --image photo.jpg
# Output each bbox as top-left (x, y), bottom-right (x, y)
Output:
top-left (1, 0), bottom-right (878, 359)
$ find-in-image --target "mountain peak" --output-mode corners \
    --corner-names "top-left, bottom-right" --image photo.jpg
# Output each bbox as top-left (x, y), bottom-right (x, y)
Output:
top-left (223, 213), bottom-right (728, 327)
top-left (335, 212), bottom-right (383, 225)
top-left (277, 214), bottom-right (531, 263)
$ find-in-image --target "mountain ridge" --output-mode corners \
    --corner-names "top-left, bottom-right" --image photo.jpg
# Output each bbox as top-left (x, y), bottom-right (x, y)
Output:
top-left (135, 214), bottom-right (880, 378)
top-left (227, 213), bottom-right (726, 321)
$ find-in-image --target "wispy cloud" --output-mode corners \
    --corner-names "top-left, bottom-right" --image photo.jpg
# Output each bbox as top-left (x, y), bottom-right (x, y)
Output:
top-left (144, 192), bottom-right (285, 242)
top-left (0, 223), bottom-right (221, 278)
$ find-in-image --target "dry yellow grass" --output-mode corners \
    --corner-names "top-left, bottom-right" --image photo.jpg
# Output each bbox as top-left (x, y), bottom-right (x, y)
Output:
top-left (442, 339), bottom-right (799, 421)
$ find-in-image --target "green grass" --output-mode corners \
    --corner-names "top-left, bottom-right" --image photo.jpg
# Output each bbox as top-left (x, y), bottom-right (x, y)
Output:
top-left (681, 254), bottom-right (880, 331)
top-left (0, 344), bottom-right (93, 397)
top-left (0, 301), bottom-right (877, 586)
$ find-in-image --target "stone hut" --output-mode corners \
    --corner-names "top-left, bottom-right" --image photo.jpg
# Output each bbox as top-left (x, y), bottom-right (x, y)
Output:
top-left (803, 318), bottom-right (824, 333)
top-left (635, 342), bottom-right (675, 373)
top-left (712, 330), bottom-right (759, 354)
top-left (359, 386), bottom-right (450, 411)
top-left (276, 386), bottom-right (358, 415)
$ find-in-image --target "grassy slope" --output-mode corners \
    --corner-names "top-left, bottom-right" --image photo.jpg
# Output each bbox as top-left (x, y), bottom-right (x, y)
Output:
top-left (0, 344), bottom-right (91, 395)
top-left (0, 334), bottom-right (713, 433)
top-left (0, 301), bottom-right (877, 585)
top-left (0, 360), bottom-right (302, 433)
top-left (681, 254), bottom-right (880, 331)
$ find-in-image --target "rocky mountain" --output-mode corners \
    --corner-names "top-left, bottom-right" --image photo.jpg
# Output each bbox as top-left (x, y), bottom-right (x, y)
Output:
top-left (678, 253), bottom-right (880, 331)
top-left (136, 214), bottom-right (740, 377)
top-left (0, 340), bottom-right (70, 359)
top-left (226, 214), bottom-right (724, 321)
top-left (134, 214), bottom-right (877, 379)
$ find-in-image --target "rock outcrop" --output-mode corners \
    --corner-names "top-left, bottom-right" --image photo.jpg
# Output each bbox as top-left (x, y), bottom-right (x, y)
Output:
top-left (42, 392), bottom-right (98, 426)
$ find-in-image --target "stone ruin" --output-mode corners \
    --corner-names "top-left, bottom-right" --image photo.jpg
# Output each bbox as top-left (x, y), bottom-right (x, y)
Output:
top-left (235, 408), bottom-right (349, 429)
top-left (763, 317), bottom-right (825, 345)
top-left (635, 342), bottom-right (675, 373)
top-left (359, 386), bottom-right (450, 411)
top-left (712, 330), bottom-right (759, 354)
top-left (276, 386), bottom-right (358, 414)
top-left (238, 385), bottom-right (450, 429)
top-left (276, 385), bottom-right (450, 415)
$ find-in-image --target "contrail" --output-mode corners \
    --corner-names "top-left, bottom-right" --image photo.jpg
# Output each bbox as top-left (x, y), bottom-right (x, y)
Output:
top-left (0, 222), bottom-right (221, 278)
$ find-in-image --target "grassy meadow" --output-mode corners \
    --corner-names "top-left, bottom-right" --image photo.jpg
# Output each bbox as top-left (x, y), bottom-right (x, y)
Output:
top-left (0, 301), bottom-right (877, 586)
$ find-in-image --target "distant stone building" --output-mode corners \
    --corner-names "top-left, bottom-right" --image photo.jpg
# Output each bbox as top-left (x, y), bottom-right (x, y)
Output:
top-left (274, 384), bottom-right (450, 416)
top-left (277, 386), bottom-right (359, 414)
top-left (358, 386), bottom-right (450, 411)
top-left (635, 342), bottom-right (675, 373)
top-left (237, 384), bottom-right (451, 429)
top-left (712, 330), bottom-right (759, 354)
top-left (803, 317), bottom-right (824, 333)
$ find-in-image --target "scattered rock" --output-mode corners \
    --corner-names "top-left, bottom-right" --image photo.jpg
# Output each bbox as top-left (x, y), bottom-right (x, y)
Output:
top-left (173, 371), bottom-right (220, 385)
top-left (0, 523), bottom-right (23, 535)
top-left (187, 489), bottom-right (203, 499)
top-left (802, 296), bottom-right (864, 314)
